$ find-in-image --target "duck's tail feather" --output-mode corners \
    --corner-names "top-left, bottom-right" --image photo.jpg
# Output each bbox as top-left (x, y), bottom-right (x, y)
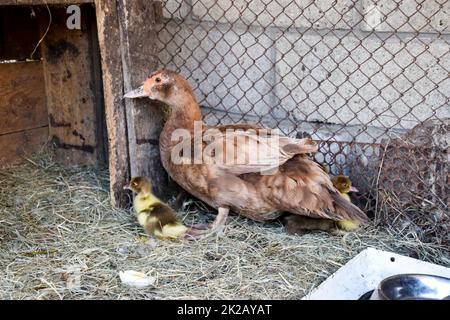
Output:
top-left (330, 190), bottom-right (369, 223)
top-left (282, 138), bottom-right (318, 155)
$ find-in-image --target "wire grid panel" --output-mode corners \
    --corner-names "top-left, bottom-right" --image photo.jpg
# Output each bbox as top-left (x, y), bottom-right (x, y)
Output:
top-left (154, 0), bottom-right (450, 211)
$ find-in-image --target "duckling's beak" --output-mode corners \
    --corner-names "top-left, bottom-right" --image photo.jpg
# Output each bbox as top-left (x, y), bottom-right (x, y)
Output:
top-left (349, 186), bottom-right (359, 193)
top-left (124, 85), bottom-right (148, 99)
top-left (123, 183), bottom-right (132, 191)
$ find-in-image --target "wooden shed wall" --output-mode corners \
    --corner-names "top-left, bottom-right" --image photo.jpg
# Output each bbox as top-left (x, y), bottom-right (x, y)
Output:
top-left (0, 6), bottom-right (47, 166)
top-left (0, 3), bottom-right (107, 167)
top-left (0, 61), bottom-right (48, 166)
top-left (1, 0), bottom-right (166, 208)
top-left (39, 5), bottom-right (107, 166)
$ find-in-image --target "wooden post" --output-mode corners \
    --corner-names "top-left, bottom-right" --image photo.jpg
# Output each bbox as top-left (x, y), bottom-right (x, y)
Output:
top-left (94, 0), bottom-right (130, 207)
top-left (116, 0), bottom-right (168, 199)
top-left (95, 0), bottom-right (168, 204)
top-left (96, 0), bottom-right (167, 206)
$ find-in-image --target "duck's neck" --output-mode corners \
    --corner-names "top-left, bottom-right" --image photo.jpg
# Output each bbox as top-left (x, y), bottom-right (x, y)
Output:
top-left (165, 100), bottom-right (203, 131)
top-left (160, 97), bottom-right (203, 168)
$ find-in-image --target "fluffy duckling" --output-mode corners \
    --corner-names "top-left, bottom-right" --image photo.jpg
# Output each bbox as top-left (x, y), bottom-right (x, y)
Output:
top-left (318, 162), bottom-right (330, 174)
top-left (284, 215), bottom-right (335, 235)
top-left (124, 176), bottom-right (188, 241)
top-left (332, 175), bottom-right (361, 231)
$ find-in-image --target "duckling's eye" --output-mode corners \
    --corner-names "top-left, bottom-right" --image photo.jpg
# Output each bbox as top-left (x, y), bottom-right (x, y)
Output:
top-left (155, 77), bottom-right (161, 83)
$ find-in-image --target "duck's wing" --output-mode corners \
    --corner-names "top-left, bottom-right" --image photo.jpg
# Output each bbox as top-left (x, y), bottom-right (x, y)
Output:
top-left (242, 156), bottom-right (369, 223)
top-left (200, 125), bottom-right (318, 175)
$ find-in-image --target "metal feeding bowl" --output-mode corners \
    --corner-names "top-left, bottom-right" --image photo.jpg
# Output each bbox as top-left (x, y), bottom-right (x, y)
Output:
top-left (371, 274), bottom-right (450, 300)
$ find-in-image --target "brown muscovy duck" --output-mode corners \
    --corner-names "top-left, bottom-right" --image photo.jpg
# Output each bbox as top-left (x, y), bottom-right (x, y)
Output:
top-left (124, 69), bottom-right (368, 235)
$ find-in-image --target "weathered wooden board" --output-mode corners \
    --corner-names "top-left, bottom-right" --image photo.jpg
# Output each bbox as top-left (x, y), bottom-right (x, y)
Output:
top-left (85, 5), bottom-right (108, 166)
top-left (39, 5), bottom-right (105, 166)
top-left (0, 61), bottom-right (48, 135)
top-left (0, 1), bottom-right (93, 5)
top-left (0, 126), bottom-right (48, 167)
top-left (0, 60), bottom-right (49, 167)
top-left (118, 0), bottom-right (168, 198)
top-left (0, 6), bottom-right (41, 61)
top-left (94, 0), bottom-right (130, 207)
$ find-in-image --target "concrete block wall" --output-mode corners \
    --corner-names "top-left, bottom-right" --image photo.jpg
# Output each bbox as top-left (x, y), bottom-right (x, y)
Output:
top-left (157, 0), bottom-right (450, 144)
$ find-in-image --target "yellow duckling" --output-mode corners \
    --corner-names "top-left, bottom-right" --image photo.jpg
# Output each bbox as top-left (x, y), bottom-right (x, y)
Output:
top-left (124, 176), bottom-right (188, 241)
top-left (332, 175), bottom-right (361, 231)
top-left (318, 162), bottom-right (330, 174)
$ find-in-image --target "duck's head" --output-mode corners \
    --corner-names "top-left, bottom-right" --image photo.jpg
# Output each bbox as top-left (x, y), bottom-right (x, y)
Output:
top-left (124, 69), bottom-right (196, 107)
top-left (124, 176), bottom-right (152, 194)
top-left (332, 175), bottom-right (359, 194)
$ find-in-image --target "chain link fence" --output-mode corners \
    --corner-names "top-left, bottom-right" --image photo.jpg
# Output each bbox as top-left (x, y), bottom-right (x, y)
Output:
top-left (154, 0), bottom-right (449, 245)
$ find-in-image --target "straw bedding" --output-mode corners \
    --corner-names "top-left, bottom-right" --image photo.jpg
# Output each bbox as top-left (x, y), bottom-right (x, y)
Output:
top-left (1, 152), bottom-right (448, 300)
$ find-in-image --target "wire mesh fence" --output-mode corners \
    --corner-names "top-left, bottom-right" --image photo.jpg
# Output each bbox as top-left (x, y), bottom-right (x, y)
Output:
top-left (154, 0), bottom-right (449, 244)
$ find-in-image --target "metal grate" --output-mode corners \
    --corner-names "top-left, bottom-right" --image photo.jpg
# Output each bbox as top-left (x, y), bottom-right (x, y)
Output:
top-left (154, 0), bottom-right (449, 241)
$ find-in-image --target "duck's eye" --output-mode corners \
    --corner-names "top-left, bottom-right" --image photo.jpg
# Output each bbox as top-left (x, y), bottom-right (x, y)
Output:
top-left (155, 77), bottom-right (161, 83)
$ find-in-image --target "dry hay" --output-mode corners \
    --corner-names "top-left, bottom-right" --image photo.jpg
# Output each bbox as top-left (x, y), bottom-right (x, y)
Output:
top-left (0, 152), bottom-right (449, 300)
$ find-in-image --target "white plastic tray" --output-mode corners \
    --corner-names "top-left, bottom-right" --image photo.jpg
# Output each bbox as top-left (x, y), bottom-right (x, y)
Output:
top-left (304, 247), bottom-right (450, 300)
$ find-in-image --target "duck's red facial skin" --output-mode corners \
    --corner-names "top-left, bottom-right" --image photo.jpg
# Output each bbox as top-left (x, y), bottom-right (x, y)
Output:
top-left (124, 70), bottom-right (175, 100)
top-left (137, 70), bottom-right (199, 114)
top-left (141, 70), bottom-right (178, 102)
top-left (143, 76), bottom-right (173, 101)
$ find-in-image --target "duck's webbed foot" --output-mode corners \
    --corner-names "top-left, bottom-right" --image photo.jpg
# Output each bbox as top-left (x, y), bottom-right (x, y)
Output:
top-left (184, 207), bottom-right (229, 240)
